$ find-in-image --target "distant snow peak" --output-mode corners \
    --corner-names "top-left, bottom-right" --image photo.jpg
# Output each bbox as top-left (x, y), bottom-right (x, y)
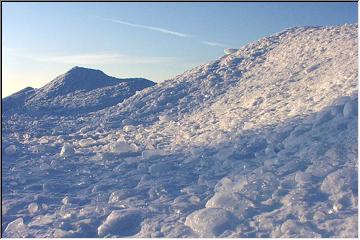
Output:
top-left (3, 66), bottom-right (156, 116)
top-left (58, 66), bottom-right (114, 88)
top-left (65, 66), bottom-right (104, 76)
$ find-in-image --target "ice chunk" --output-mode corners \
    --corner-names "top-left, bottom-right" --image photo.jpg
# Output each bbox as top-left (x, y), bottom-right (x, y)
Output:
top-left (189, 195), bottom-right (201, 204)
top-left (185, 208), bottom-right (237, 237)
top-left (123, 125), bottom-right (136, 132)
top-left (5, 145), bottom-right (17, 155)
top-left (232, 176), bottom-right (248, 192)
top-left (78, 138), bottom-right (96, 147)
top-left (213, 177), bottom-right (234, 193)
top-left (205, 192), bottom-right (255, 217)
top-left (58, 206), bottom-right (76, 220)
top-left (181, 184), bottom-right (208, 195)
top-left (110, 141), bottom-right (135, 153)
top-left (60, 143), bottom-right (75, 157)
top-left (42, 204), bottom-right (49, 211)
top-left (4, 218), bottom-right (29, 238)
top-left (108, 189), bottom-right (135, 204)
top-left (91, 153), bottom-right (106, 161)
top-left (62, 196), bottom-right (71, 205)
top-left (38, 136), bottom-right (49, 144)
top-left (97, 209), bottom-right (143, 237)
top-left (29, 214), bottom-right (55, 227)
top-left (28, 202), bottom-right (39, 214)
top-left (29, 144), bottom-right (47, 153)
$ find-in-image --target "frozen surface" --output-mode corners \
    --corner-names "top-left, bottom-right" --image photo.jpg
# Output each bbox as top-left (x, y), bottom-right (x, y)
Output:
top-left (2, 24), bottom-right (358, 237)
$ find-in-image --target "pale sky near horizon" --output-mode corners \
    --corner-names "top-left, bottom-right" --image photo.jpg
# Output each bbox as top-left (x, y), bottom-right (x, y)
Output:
top-left (2, 2), bottom-right (357, 97)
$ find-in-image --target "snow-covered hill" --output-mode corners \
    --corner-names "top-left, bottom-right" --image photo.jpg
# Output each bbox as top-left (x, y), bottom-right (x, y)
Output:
top-left (2, 24), bottom-right (358, 238)
top-left (3, 66), bottom-right (155, 116)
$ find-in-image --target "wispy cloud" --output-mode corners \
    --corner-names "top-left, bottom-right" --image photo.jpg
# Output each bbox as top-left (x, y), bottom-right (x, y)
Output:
top-left (27, 52), bottom-right (178, 65)
top-left (98, 17), bottom-right (230, 48)
top-left (37, 53), bottom-right (121, 65)
top-left (100, 17), bottom-right (191, 38)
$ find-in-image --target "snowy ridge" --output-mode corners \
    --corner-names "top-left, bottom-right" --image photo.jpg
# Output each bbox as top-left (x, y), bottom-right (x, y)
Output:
top-left (2, 24), bottom-right (358, 237)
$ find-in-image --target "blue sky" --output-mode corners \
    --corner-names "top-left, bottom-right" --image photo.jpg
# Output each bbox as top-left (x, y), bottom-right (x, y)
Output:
top-left (2, 2), bottom-right (357, 97)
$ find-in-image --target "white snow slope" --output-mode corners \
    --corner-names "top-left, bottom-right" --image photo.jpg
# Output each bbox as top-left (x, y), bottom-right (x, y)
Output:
top-left (2, 24), bottom-right (358, 238)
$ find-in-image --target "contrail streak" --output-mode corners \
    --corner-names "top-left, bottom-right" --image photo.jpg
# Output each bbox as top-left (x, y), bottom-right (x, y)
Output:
top-left (101, 17), bottom-right (191, 38)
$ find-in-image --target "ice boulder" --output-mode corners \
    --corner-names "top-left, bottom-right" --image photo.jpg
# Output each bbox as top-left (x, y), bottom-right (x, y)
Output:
top-left (28, 202), bottom-right (39, 214)
top-left (28, 214), bottom-right (55, 227)
top-left (4, 218), bottom-right (29, 238)
top-left (214, 177), bottom-right (235, 192)
top-left (62, 196), bottom-right (71, 205)
top-left (184, 208), bottom-right (237, 237)
top-left (97, 209), bottom-right (143, 237)
top-left (205, 192), bottom-right (255, 217)
top-left (4, 145), bottom-right (17, 155)
top-left (60, 143), bottom-right (75, 157)
top-left (108, 189), bottom-right (135, 204)
top-left (123, 125), bottom-right (136, 132)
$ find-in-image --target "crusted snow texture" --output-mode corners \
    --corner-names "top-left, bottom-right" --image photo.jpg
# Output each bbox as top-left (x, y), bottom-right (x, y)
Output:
top-left (2, 24), bottom-right (358, 237)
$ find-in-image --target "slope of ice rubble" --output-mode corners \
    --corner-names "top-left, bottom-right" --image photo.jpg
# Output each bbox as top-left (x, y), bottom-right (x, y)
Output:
top-left (2, 24), bottom-right (358, 237)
